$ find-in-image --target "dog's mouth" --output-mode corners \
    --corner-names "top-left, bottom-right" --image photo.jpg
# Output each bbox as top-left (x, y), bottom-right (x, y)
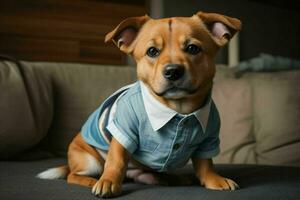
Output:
top-left (154, 85), bottom-right (199, 99)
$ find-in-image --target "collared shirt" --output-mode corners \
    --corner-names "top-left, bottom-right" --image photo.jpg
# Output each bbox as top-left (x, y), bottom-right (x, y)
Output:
top-left (81, 81), bottom-right (220, 172)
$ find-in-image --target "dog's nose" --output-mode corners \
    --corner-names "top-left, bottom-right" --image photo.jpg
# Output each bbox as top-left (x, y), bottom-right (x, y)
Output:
top-left (163, 64), bottom-right (185, 81)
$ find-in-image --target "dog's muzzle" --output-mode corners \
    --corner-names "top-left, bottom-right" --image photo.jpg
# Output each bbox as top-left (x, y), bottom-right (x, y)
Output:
top-left (153, 64), bottom-right (198, 98)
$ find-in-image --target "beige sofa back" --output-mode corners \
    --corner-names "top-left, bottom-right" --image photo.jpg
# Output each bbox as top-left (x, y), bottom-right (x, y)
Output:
top-left (0, 61), bottom-right (136, 158)
top-left (1, 60), bottom-right (299, 166)
top-left (213, 66), bottom-right (300, 166)
top-left (0, 60), bottom-right (53, 158)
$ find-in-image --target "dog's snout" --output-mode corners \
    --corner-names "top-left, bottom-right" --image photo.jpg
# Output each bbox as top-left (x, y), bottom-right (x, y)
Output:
top-left (163, 64), bottom-right (185, 81)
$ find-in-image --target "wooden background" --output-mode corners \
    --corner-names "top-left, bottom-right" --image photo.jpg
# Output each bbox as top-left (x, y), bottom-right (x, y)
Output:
top-left (0, 0), bottom-right (147, 65)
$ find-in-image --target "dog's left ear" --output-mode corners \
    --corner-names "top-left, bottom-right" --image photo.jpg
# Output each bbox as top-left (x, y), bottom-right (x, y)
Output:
top-left (105, 15), bottom-right (150, 53)
top-left (196, 12), bottom-right (242, 46)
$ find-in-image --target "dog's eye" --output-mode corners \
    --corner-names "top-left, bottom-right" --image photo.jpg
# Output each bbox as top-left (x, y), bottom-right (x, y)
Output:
top-left (146, 47), bottom-right (160, 58)
top-left (185, 44), bottom-right (201, 55)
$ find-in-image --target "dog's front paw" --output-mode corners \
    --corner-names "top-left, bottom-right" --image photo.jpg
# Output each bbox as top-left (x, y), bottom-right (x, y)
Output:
top-left (92, 178), bottom-right (122, 198)
top-left (201, 173), bottom-right (239, 191)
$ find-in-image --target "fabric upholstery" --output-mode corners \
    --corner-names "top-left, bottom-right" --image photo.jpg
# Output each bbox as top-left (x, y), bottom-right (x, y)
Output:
top-left (1, 58), bottom-right (300, 200)
top-left (23, 62), bottom-right (136, 156)
top-left (213, 66), bottom-right (300, 166)
top-left (1, 60), bottom-right (300, 167)
top-left (252, 71), bottom-right (300, 166)
top-left (0, 61), bottom-right (52, 158)
top-left (213, 66), bottom-right (255, 164)
top-left (1, 158), bottom-right (299, 200)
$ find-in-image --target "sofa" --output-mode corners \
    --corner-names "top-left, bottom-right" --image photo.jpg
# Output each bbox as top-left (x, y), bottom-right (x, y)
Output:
top-left (1, 57), bottom-right (300, 200)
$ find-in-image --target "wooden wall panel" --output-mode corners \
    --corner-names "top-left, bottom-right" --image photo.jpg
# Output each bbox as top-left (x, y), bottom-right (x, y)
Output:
top-left (0, 0), bottom-right (147, 65)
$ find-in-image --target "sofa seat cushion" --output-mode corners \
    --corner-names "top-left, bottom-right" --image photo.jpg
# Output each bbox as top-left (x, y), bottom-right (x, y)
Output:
top-left (0, 158), bottom-right (299, 200)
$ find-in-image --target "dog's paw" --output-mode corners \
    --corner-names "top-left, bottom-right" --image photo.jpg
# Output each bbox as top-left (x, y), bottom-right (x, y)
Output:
top-left (202, 174), bottom-right (239, 191)
top-left (92, 178), bottom-right (122, 198)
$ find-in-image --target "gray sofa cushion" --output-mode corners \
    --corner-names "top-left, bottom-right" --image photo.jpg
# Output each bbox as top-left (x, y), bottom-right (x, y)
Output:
top-left (0, 158), bottom-right (299, 200)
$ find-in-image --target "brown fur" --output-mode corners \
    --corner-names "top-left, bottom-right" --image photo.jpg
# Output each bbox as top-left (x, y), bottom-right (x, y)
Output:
top-left (39, 11), bottom-right (241, 198)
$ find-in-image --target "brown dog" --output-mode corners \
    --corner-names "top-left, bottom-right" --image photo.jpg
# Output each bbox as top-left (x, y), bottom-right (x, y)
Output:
top-left (38, 11), bottom-right (241, 198)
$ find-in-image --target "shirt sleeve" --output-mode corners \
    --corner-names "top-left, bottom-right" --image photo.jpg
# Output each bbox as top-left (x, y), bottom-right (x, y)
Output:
top-left (192, 103), bottom-right (221, 159)
top-left (106, 98), bottom-right (139, 154)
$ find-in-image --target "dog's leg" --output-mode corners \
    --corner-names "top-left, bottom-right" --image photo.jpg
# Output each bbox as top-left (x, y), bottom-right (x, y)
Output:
top-left (192, 158), bottom-right (239, 190)
top-left (67, 173), bottom-right (98, 187)
top-left (67, 134), bottom-right (105, 188)
top-left (92, 138), bottom-right (129, 198)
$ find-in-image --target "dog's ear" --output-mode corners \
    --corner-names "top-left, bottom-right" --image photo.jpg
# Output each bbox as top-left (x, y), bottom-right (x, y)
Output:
top-left (196, 12), bottom-right (241, 46)
top-left (105, 15), bottom-right (150, 53)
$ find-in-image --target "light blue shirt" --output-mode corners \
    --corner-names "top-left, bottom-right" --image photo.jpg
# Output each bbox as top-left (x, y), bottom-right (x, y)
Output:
top-left (81, 81), bottom-right (220, 172)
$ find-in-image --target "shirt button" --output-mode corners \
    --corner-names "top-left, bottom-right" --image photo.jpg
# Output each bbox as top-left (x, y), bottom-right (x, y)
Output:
top-left (173, 143), bottom-right (181, 150)
top-left (181, 119), bottom-right (188, 126)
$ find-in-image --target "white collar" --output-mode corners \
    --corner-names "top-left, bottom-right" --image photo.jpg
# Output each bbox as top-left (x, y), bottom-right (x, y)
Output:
top-left (140, 81), bottom-right (211, 132)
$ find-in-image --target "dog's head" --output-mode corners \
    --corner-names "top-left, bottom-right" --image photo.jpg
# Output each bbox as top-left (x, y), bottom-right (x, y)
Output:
top-left (105, 12), bottom-right (241, 113)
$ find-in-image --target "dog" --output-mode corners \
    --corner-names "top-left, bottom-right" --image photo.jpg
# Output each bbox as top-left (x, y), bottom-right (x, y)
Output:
top-left (37, 11), bottom-right (241, 198)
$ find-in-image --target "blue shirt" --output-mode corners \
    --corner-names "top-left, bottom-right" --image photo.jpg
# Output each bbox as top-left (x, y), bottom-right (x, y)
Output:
top-left (81, 81), bottom-right (220, 172)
